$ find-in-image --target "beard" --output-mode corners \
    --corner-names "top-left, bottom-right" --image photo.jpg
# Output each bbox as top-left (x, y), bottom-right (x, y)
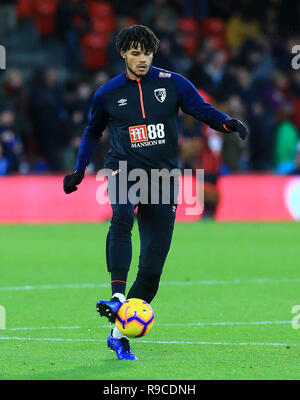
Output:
top-left (125, 58), bottom-right (152, 78)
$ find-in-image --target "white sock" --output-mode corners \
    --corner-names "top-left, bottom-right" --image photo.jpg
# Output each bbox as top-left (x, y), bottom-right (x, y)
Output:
top-left (112, 326), bottom-right (126, 339)
top-left (111, 293), bottom-right (126, 339)
top-left (112, 292), bottom-right (126, 303)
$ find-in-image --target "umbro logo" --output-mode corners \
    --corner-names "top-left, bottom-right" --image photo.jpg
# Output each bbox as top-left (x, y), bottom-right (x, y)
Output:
top-left (118, 98), bottom-right (127, 106)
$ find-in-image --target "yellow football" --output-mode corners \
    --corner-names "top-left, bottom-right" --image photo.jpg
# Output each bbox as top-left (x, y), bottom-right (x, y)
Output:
top-left (115, 298), bottom-right (154, 338)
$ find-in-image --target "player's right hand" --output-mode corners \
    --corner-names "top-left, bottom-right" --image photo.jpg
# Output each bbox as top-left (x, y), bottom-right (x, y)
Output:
top-left (63, 169), bottom-right (85, 194)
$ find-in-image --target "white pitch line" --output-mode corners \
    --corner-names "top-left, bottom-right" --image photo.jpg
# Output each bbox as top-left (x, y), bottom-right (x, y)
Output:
top-left (0, 336), bottom-right (98, 342)
top-left (6, 326), bottom-right (82, 331)
top-left (137, 340), bottom-right (298, 347)
top-left (164, 278), bottom-right (300, 286)
top-left (0, 336), bottom-right (298, 347)
top-left (0, 277), bottom-right (300, 291)
top-left (155, 320), bottom-right (293, 327)
top-left (0, 283), bottom-right (110, 291)
top-left (3, 320), bottom-right (293, 331)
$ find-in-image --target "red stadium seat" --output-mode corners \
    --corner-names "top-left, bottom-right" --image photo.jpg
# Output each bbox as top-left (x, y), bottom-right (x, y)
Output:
top-left (210, 35), bottom-right (226, 50)
top-left (178, 17), bottom-right (199, 34)
top-left (80, 33), bottom-right (108, 69)
top-left (201, 18), bottom-right (225, 36)
top-left (91, 18), bottom-right (116, 34)
top-left (33, 0), bottom-right (58, 17)
top-left (32, 0), bottom-right (59, 36)
top-left (200, 18), bottom-right (226, 50)
top-left (183, 36), bottom-right (198, 57)
top-left (178, 18), bottom-right (200, 57)
top-left (88, 1), bottom-right (114, 20)
top-left (292, 99), bottom-right (300, 129)
top-left (125, 17), bottom-right (138, 27)
top-left (16, 0), bottom-right (34, 20)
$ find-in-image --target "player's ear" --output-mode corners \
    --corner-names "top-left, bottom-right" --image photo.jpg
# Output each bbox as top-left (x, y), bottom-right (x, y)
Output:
top-left (120, 51), bottom-right (126, 60)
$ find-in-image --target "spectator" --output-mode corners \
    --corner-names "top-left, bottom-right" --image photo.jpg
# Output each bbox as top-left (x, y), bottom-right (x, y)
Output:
top-left (76, 81), bottom-right (93, 118)
top-left (188, 37), bottom-right (215, 83)
top-left (248, 100), bottom-right (276, 171)
top-left (196, 49), bottom-right (227, 98)
top-left (139, 0), bottom-right (177, 33)
top-left (178, 112), bottom-right (202, 170)
top-left (62, 108), bottom-right (86, 170)
top-left (290, 143), bottom-right (300, 175)
top-left (237, 36), bottom-right (275, 82)
top-left (226, 1), bottom-right (261, 51)
top-left (112, 0), bottom-right (144, 19)
top-left (92, 71), bottom-right (110, 90)
top-left (290, 70), bottom-right (300, 130)
top-left (0, 142), bottom-right (8, 175)
top-left (55, 0), bottom-right (90, 69)
top-left (153, 14), bottom-right (189, 74)
top-left (181, 0), bottom-right (209, 21)
top-left (178, 90), bottom-right (223, 218)
top-left (0, 69), bottom-right (31, 146)
top-left (222, 95), bottom-right (248, 172)
top-left (233, 67), bottom-right (256, 103)
top-left (196, 123), bottom-right (223, 218)
top-left (274, 105), bottom-right (299, 174)
top-left (0, 106), bottom-right (24, 174)
top-left (29, 68), bottom-right (67, 171)
top-left (261, 70), bottom-right (290, 113)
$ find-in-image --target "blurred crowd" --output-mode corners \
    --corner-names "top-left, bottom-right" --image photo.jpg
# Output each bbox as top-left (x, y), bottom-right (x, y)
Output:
top-left (0, 0), bottom-right (299, 177)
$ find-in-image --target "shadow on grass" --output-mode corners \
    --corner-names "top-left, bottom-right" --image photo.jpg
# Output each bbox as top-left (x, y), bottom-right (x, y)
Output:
top-left (3, 357), bottom-right (147, 380)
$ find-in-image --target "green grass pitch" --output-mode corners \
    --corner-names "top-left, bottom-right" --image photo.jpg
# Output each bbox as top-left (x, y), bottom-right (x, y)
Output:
top-left (0, 221), bottom-right (299, 380)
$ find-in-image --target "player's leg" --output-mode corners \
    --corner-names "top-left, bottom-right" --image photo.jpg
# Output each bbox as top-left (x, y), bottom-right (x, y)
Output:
top-left (97, 167), bottom-right (136, 322)
top-left (127, 202), bottom-right (176, 303)
top-left (96, 170), bottom-right (138, 359)
top-left (107, 202), bottom-right (136, 295)
top-left (97, 201), bottom-right (135, 318)
top-left (98, 218), bottom-right (138, 360)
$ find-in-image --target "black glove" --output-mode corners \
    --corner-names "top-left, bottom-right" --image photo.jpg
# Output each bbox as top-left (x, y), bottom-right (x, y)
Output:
top-left (224, 118), bottom-right (249, 140)
top-left (63, 169), bottom-right (85, 194)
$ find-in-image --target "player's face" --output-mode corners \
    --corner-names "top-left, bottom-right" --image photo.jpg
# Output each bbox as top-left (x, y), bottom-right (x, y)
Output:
top-left (121, 43), bottom-right (153, 79)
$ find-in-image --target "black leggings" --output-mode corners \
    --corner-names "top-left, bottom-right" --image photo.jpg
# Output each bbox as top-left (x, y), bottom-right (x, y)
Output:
top-left (106, 174), bottom-right (177, 303)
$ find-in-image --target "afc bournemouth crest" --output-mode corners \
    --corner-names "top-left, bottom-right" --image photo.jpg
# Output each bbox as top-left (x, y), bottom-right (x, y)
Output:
top-left (154, 88), bottom-right (166, 103)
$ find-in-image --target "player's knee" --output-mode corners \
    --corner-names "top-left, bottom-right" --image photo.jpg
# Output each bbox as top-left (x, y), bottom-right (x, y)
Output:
top-left (111, 207), bottom-right (134, 232)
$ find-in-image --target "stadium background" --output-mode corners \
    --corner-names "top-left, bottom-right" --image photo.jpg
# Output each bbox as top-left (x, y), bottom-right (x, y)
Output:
top-left (0, 0), bottom-right (299, 222)
top-left (1, 0), bottom-right (300, 381)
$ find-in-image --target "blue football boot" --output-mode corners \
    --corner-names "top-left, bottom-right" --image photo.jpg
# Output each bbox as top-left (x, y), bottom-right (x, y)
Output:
top-left (107, 330), bottom-right (138, 360)
top-left (96, 296), bottom-right (122, 323)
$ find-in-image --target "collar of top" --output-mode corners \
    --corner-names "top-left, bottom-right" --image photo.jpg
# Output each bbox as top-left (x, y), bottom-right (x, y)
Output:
top-left (124, 66), bottom-right (154, 82)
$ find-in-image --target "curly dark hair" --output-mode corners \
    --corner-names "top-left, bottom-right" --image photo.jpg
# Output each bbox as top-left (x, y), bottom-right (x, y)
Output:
top-left (116, 25), bottom-right (160, 54)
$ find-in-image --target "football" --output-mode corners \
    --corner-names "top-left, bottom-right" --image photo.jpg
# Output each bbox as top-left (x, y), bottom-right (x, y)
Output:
top-left (115, 298), bottom-right (154, 338)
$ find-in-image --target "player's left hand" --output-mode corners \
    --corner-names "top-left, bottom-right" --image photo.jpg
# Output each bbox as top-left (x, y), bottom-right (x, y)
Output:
top-left (224, 118), bottom-right (249, 140)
